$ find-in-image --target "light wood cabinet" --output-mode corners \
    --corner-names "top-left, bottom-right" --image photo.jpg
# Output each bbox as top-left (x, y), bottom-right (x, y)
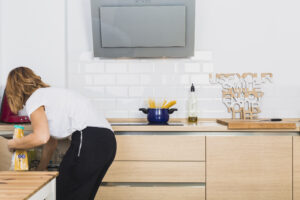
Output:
top-left (103, 161), bottom-right (205, 183)
top-left (115, 135), bottom-right (205, 161)
top-left (206, 136), bottom-right (293, 200)
top-left (99, 135), bottom-right (206, 200)
top-left (294, 136), bottom-right (300, 199)
top-left (96, 186), bottom-right (205, 200)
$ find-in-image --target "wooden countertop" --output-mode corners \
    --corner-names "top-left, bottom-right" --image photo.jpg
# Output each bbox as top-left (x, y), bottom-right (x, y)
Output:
top-left (0, 119), bottom-right (299, 133)
top-left (109, 118), bottom-right (300, 132)
top-left (0, 171), bottom-right (58, 200)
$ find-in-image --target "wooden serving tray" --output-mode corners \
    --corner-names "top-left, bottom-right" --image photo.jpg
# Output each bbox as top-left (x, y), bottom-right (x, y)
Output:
top-left (217, 119), bottom-right (297, 130)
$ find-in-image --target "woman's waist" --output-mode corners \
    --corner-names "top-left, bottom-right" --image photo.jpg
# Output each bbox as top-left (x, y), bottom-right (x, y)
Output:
top-left (71, 126), bottom-right (114, 143)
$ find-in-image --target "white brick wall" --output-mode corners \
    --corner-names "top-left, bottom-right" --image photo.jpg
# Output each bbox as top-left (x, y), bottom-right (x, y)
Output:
top-left (67, 50), bottom-right (300, 119)
top-left (68, 51), bottom-right (226, 118)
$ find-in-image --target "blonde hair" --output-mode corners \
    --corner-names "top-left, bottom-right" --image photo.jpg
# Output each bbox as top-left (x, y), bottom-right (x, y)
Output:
top-left (5, 67), bottom-right (50, 114)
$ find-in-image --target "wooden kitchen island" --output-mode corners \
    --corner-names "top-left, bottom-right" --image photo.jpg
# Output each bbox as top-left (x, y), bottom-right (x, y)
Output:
top-left (0, 171), bottom-right (58, 200)
top-left (1, 119), bottom-right (300, 200)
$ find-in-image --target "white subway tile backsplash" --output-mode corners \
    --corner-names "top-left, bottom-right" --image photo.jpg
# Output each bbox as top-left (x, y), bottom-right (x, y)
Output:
top-left (129, 111), bottom-right (147, 118)
top-left (172, 111), bottom-right (188, 118)
top-left (140, 74), bottom-right (163, 85)
top-left (198, 86), bottom-right (222, 98)
top-left (70, 55), bottom-right (219, 118)
top-left (105, 63), bottom-right (128, 73)
top-left (94, 74), bottom-right (115, 85)
top-left (116, 74), bottom-right (140, 85)
top-left (198, 110), bottom-right (229, 118)
top-left (191, 74), bottom-right (210, 85)
top-left (116, 99), bottom-right (143, 110)
top-left (128, 63), bottom-right (154, 73)
top-left (104, 110), bottom-right (129, 118)
top-left (154, 62), bottom-right (177, 73)
top-left (184, 63), bottom-right (202, 73)
top-left (78, 87), bottom-right (105, 98)
top-left (92, 99), bottom-right (116, 110)
top-left (84, 63), bottom-right (105, 73)
top-left (129, 87), bottom-right (154, 97)
top-left (105, 86), bottom-right (128, 97)
top-left (154, 87), bottom-right (175, 98)
top-left (194, 51), bottom-right (213, 61)
top-left (202, 63), bottom-right (214, 73)
top-left (68, 74), bottom-right (88, 87)
top-left (198, 98), bottom-right (225, 111)
top-left (174, 99), bottom-right (188, 112)
top-left (84, 75), bottom-right (93, 85)
top-left (161, 74), bottom-right (190, 85)
top-left (154, 86), bottom-right (189, 98)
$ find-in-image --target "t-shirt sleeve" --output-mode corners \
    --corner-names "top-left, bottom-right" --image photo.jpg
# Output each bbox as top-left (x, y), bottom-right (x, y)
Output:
top-left (25, 90), bottom-right (45, 119)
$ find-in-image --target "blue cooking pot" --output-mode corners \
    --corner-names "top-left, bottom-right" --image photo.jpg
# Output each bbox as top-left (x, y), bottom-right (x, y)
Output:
top-left (139, 108), bottom-right (178, 125)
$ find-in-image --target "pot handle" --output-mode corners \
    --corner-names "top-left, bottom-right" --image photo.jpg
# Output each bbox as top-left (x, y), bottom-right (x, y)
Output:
top-left (139, 108), bottom-right (148, 114)
top-left (168, 108), bottom-right (178, 114)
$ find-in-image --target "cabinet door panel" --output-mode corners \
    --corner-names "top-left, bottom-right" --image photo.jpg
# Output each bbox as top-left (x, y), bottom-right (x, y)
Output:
top-left (294, 136), bottom-right (300, 199)
top-left (115, 135), bottom-right (205, 161)
top-left (103, 161), bottom-right (205, 183)
top-left (207, 136), bottom-right (292, 200)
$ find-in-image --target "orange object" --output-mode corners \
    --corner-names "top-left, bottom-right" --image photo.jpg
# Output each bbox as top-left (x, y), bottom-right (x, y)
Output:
top-left (12, 125), bottom-right (29, 171)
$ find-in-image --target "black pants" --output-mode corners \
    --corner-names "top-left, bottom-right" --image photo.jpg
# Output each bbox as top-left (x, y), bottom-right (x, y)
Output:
top-left (56, 127), bottom-right (116, 200)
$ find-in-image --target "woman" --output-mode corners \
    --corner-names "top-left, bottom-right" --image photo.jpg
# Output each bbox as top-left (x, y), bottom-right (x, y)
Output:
top-left (6, 67), bottom-right (116, 200)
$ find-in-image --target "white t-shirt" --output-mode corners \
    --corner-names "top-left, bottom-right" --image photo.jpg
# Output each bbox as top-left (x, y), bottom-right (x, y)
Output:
top-left (25, 87), bottom-right (112, 139)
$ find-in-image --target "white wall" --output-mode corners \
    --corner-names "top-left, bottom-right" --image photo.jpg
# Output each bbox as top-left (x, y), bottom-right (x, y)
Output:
top-left (0, 0), bottom-right (66, 87)
top-left (0, 0), bottom-right (3, 84)
top-left (1, 0), bottom-right (300, 118)
top-left (196, 0), bottom-right (300, 117)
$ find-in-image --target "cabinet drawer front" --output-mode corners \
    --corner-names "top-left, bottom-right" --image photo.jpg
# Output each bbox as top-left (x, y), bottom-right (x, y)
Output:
top-left (115, 135), bottom-right (205, 161)
top-left (103, 161), bottom-right (205, 182)
top-left (207, 136), bottom-right (292, 200)
top-left (96, 186), bottom-right (205, 200)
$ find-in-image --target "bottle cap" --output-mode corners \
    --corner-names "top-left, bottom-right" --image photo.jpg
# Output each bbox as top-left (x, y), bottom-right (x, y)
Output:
top-left (191, 83), bottom-right (195, 92)
top-left (14, 125), bottom-right (24, 130)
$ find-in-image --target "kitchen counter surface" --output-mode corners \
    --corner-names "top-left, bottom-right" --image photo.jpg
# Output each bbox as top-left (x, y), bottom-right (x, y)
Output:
top-left (110, 118), bottom-right (300, 132)
top-left (0, 119), bottom-right (299, 134)
top-left (0, 171), bottom-right (58, 200)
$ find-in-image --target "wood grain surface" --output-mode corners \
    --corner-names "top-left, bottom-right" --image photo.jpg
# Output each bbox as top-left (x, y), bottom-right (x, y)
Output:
top-left (217, 119), bottom-right (297, 129)
top-left (96, 186), bottom-right (205, 200)
top-left (294, 136), bottom-right (300, 200)
top-left (0, 171), bottom-right (58, 200)
top-left (115, 135), bottom-right (205, 161)
top-left (207, 136), bottom-right (292, 200)
top-left (103, 161), bottom-right (205, 183)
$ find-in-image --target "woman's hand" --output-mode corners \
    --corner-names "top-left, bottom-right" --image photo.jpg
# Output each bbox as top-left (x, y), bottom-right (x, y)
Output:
top-left (8, 106), bottom-right (50, 150)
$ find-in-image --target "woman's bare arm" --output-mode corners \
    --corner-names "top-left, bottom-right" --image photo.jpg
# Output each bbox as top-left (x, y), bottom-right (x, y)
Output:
top-left (8, 106), bottom-right (50, 149)
top-left (36, 136), bottom-right (58, 171)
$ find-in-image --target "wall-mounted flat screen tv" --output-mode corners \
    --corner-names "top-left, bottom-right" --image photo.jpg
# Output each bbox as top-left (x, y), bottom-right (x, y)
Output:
top-left (91, 0), bottom-right (195, 58)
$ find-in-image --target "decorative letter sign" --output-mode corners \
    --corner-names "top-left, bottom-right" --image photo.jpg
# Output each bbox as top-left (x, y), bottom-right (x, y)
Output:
top-left (210, 73), bottom-right (273, 119)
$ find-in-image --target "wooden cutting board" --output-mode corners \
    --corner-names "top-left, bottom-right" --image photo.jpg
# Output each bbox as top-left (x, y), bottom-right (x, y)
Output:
top-left (0, 171), bottom-right (58, 200)
top-left (217, 119), bottom-right (297, 130)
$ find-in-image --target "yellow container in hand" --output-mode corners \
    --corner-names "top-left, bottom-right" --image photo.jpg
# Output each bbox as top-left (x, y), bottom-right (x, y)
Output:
top-left (12, 125), bottom-right (29, 171)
